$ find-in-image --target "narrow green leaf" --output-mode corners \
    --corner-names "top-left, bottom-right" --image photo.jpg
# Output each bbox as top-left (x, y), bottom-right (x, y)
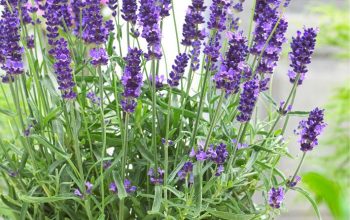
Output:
top-left (293, 187), bottom-right (322, 220)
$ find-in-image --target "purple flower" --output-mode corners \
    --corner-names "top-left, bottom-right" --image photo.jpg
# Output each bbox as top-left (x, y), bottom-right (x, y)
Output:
top-left (181, 0), bottom-right (206, 46)
top-left (214, 66), bottom-right (241, 96)
top-left (121, 0), bottom-right (137, 24)
top-left (190, 40), bottom-right (202, 71)
top-left (107, 0), bottom-right (118, 17)
top-left (149, 74), bottom-right (165, 89)
top-left (296, 108), bottom-right (326, 152)
top-left (287, 175), bottom-right (301, 187)
top-left (0, 10), bottom-right (24, 75)
top-left (124, 179), bottom-right (137, 193)
top-left (74, 189), bottom-right (83, 198)
top-left (42, 0), bottom-right (72, 52)
top-left (159, 0), bottom-right (172, 18)
top-left (3, 60), bottom-right (24, 75)
top-left (278, 100), bottom-right (292, 115)
top-left (85, 181), bottom-right (93, 194)
top-left (207, 0), bottom-right (230, 32)
top-left (288, 28), bottom-right (318, 85)
top-left (203, 33), bottom-right (221, 63)
top-left (87, 92), bottom-right (101, 106)
top-left (89, 48), bottom-right (108, 66)
top-left (237, 78), bottom-right (260, 122)
top-left (139, 0), bottom-right (162, 60)
top-left (251, 0), bottom-right (288, 82)
top-left (178, 161), bottom-right (194, 180)
top-left (210, 143), bottom-right (228, 165)
top-left (109, 179), bottom-right (137, 194)
top-left (148, 168), bottom-right (164, 185)
top-left (71, 0), bottom-right (86, 35)
top-left (161, 138), bottom-right (174, 146)
top-left (81, 0), bottom-right (109, 45)
top-left (167, 53), bottom-right (189, 87)
top-left (215, 164), bottom-right (224, 176)
top-left (189, 148), bottom-right (196, 158)
top-left (232, 139), bottom-right (248, 150)
top-left (53, 38), bottom-right (76, 100)
top-left (121, 48), bottom-right (143, 113)
top-left (109, 182), bottom-right (117, 192)
top-left (26, 35), bottom-right (35, 49)
top-left (268, 187), bottom-right (284, 209)
top-left (224, 31), bottom-right (249, 73)
top-left (196, 150), bottom-right (207, 161)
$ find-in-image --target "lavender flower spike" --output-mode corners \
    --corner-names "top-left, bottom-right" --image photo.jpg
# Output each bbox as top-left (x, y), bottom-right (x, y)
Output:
top-left (167, 53), bottom-right (189, 87)
top-left (268, 187), bottom-right (284, 209)
top-left (53, 38), bottom-right (76, 100)
top-left (296, 107), bottom-right (326, 152)
top-left (121, 48), bottom-right (143, 113)
top-left (207, 0), bottom-right (230, 32)
top-left (288, 28), bottom-right (318, 85)
top-left (237, 78), bottom-right (260, 122)
top-left (121, 0), bottom-right (137, 24)
top-left (89, 48), bottom-right (108, 66)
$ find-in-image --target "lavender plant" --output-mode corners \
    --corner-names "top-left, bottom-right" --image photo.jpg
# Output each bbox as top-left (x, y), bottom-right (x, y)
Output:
top-left (0, 0), bottom-right (327, 219)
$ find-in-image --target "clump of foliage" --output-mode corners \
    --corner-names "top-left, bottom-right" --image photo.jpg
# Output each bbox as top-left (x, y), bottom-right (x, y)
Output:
top-left (0, 0), bottom-right (328, 219)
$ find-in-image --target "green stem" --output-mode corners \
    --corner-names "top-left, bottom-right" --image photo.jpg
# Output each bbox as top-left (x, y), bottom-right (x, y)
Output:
top-left (98, 66), bottom-right (107, 214)
top-left (119, 113), bottom-right (129, 220)
top-left (171, 0), bottom-right (180, 54)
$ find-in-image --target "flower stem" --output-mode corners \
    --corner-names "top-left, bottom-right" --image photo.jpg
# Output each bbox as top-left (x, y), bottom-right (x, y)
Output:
top-left (119, 113), bottom-right (129, 220)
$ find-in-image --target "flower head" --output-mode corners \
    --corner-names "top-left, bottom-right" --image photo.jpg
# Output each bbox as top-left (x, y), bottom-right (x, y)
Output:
top-left (148, 167), bottom-right (164, 184)
top-left (178, 161), bottom-right (194, 180)
top-left (121, 0), bottom-right (137, 24)
top-left (121, 48), bottom-right (143, 113)
top-left (296, 108), bottom-right (326, 152)
top-left (237, 78), bottom-right (260, 122)
top-left (167, 53), bottom-right (189, 87)
top-left (89, 48), bottom-right (108, 66)
top-left (288, 28), bottom-right (318, 85)
top-left (207, 0), bottom-right (230, 32)
top-left (268, 187), bottom-right (284, 209)
top-left (53, 38), bottom-right (76, 100)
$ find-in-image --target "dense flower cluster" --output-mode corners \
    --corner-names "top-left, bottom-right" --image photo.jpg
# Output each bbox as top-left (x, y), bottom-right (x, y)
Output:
top-left (148, 168), bottom-right (164, 184)
top-left (296, 108), bottom-right (326, 152)
top-left (189, 142), bottom-right (228, 176)
top-left (53, 38), bottom-right (76, 100)
top-left (0, 9), bottom-right (24, 77)
top-left (181, 0), bottom-right (206, 46)
top-left (89, 48), bottom-right (108, 66)
top-left (121, 48), bottom-right (143, 112)
top-left (288, 28), bottom-right (318, 85)
top-left (237, 78), bottom-right (260, 122)
top-left (42, 0), bottom-right (72, 53)
top-left (214, 32), bottom-right (249, 95)
top-left (178, 162), bottom-right (194, 182)
top-left (159, 0), bottom-right (172, 18)
top-left (121, 0), bottom-right (137, 24)
top-left (251, 0), bottom-right (288, 90)
top-left (82, 0), bottom-right (109, 44)
top-left (207, 0), bottom-right (230, 31)
top-left (109, 179), bottom-right (137, 194)
top-left (268, 187), bottom-right (284, 208)
top-left (107, 0), bottom-right (118, 17)
top-left (167, 53), bottom-right (189, 87)
top-left (139, 0), bottom-right (162, 60)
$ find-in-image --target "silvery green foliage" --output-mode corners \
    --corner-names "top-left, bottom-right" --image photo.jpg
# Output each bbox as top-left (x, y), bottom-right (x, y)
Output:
top-left (0, 0), bottom-right (325, 219)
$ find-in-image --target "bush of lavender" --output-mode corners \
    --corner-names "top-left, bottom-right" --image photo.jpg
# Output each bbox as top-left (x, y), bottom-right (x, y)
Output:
top-left (0, 0), bottom-right (327, 219)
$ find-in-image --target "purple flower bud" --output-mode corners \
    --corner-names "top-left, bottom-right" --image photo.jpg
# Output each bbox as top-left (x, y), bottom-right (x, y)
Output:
top-left (89, 48), bottom-right (108, 66)
top-left (287, 175), bottom-right (301, 187)
top-left (215, 164), bottom-right (224, 176)
top-left (121, 48), bottom-right (143, 113)
top-left (53, 38), bottom-right (76, 100)
top-left (268, 187), bottom-right (284, 209)
top-left (85, 181), bottom-right (93, 194)
top-left (148, 167), bottom-right (164, 185)
top-left (109, 182), bottom-right (117, 192)
top-left (74, 189), bottom-right (83, 198)
top-left (237, 78), bottom-right (260, 122)
top-left (296, 108), bottom-right (326, 152)
top-left (121, 0), bottom-right (137, 24)
top-left (26, 35), bottom-right (35, 49)
top-left (207, 0), bottom-right (230, 32)
top-left (178, 162), bottom-right (193, 180)
top-left (288, 28), bottom-right (318, 85)
top-left (278, 101), bottom-right (292, 115)
top-left (87, 92), bottom-right (101, 106)
top-left (124, 179), bottom-right (137, 193)
top-left (167, 53), bottom-right (189, 87)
